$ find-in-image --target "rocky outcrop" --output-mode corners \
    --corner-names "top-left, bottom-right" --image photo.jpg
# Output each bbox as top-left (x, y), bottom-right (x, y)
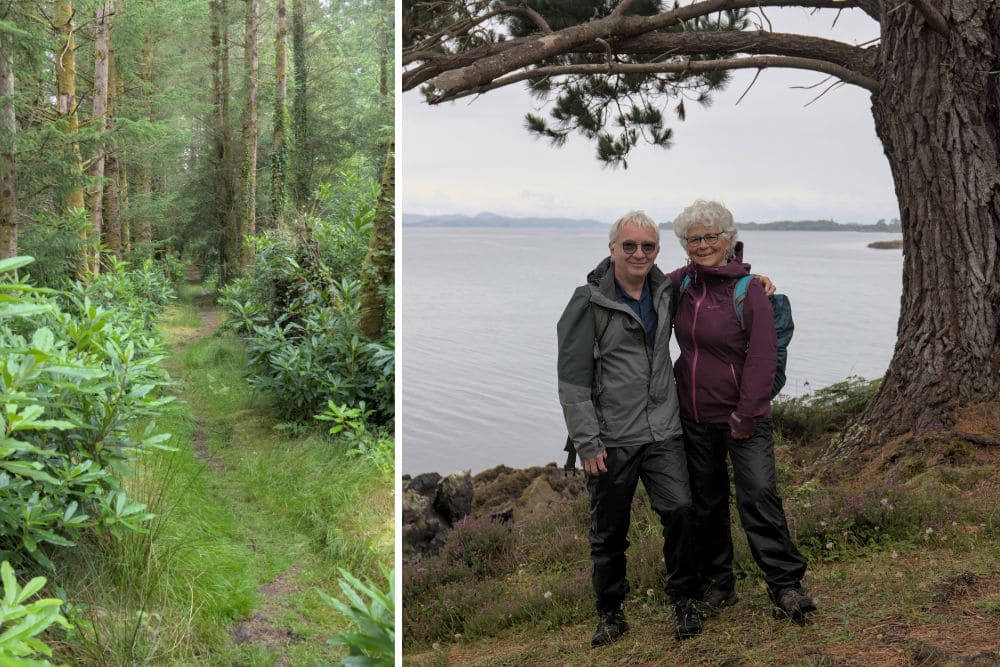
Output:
top-left (402, 471), bottom-right (474, 558)
top-left (403, 463), bottom-right (587, 559)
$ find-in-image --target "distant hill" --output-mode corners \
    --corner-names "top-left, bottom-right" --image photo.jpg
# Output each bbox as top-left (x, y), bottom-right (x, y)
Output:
top-left (404, 212), bottom-right (902, 232)
top-left (735, 219), bottom-right (902, 232)
top-left (402, 212), bottom-right (608, 228)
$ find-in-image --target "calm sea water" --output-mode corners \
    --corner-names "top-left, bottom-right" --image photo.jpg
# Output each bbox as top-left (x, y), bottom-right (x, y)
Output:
top-left (402, 227), bottom-right (903, 475)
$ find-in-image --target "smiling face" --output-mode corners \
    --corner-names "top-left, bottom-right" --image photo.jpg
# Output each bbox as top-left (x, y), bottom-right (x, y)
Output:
top-left (610, 222), bottom-right (660, 286)
top-left (684, 222), bottom-right (731, 267)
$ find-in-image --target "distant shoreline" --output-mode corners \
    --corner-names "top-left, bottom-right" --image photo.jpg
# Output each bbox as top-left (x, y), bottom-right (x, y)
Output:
top-left (404, 212), bottom-right (903, 233)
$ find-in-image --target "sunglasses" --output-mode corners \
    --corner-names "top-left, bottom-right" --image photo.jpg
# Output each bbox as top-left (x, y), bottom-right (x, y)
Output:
top-left (619, 241), bottom-right (658, 255)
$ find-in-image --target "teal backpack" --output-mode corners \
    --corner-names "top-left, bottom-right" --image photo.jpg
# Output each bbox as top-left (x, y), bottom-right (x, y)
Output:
top-left (678, 274), bottom-right (793, 399)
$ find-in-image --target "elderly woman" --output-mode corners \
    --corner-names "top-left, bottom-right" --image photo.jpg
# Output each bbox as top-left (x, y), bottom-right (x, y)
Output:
top-left (666, 199), bottom-right (815, 621)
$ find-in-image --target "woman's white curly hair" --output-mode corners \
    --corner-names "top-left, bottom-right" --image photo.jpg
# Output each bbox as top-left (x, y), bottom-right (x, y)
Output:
top-left (672, 200), bottom-right (738, 253)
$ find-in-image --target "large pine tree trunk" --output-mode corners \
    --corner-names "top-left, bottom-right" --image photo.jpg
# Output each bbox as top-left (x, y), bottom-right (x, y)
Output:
top-left (0, 30), bottom-right (16, 259)
top-left (827, 1), bottom-right (1000, 462)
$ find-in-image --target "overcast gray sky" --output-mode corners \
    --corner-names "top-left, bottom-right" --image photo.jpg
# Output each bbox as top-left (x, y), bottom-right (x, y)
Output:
top-left (402, 7), bottom-right (899, 225)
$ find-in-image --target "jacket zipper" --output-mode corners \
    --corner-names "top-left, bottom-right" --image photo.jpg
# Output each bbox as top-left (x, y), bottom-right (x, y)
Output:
top-left (690, 281), bottom-right (706, 422)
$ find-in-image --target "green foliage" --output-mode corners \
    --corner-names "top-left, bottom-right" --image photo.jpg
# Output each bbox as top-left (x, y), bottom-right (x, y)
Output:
top-left (218, 166), bottom-right (394, 428)
top-left (773, 376), bottom-right (881, 444)
top-left (503, 2), bottom-right (748, 166)
top-left (320, 567), bottom-right (394, 667)
top-left (0, 561), bottom-right (70, 666)
top-left (16, 212), bottom-right (89, 289)
top-left (0, 257), bottom-right (174, 568)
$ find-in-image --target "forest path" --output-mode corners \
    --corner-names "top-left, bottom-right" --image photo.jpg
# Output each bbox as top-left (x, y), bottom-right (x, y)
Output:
top-left (159, 271), bottom-right (343, 666)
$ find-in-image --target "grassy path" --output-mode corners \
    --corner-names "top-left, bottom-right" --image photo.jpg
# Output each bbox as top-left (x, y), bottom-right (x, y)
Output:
top-left (84, 278), bottom-right (394, 665)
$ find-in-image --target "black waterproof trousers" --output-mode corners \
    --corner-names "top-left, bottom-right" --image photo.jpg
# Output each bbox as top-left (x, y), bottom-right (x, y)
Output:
top-left (586, 436), bottom-right (699, 613)
top-left (681, 418), bottom-right (807, 594)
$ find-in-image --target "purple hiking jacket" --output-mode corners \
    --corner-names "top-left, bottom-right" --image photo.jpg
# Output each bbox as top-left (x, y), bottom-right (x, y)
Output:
top-left (666, 242), bottom-right (777, 434)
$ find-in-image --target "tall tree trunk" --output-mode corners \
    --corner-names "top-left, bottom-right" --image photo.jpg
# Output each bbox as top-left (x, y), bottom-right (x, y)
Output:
top-left (238, 0), bottom-right (259, 267)
top-left (376, 0), bottom-right (391, 173)
top-left (0, 29), bottom-right (16, 259)
top-left (212, 0), bottom-right (237, 282)
top-left (290, 0), bottom-right (309, 208)
top-left (137, 27), bottom-right (155, 248)
top-left (358, 141), bottom-right (394, 340)
top-left (103, 32), bottom-right (122, 260)
top-left (270, 0), bottom-right (288, 228)
top-left (54, 0), bottom-right (87, 278)
top-left (826, 2), bottom-right (1000, 464)
top-left (88, 1), bottom-right (113, 274)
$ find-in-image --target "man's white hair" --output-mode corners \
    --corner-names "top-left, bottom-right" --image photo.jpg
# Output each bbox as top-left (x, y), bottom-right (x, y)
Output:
top-left (609, 210), bottom-right (660, 243)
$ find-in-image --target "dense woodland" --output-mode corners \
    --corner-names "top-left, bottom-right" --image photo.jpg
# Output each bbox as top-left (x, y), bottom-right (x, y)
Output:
top-left (1, 0), bottom-right (393, 663)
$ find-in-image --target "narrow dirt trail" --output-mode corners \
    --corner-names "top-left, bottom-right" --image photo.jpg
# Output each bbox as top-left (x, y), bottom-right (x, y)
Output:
top-left (163, 275), bottom-right (313, 664)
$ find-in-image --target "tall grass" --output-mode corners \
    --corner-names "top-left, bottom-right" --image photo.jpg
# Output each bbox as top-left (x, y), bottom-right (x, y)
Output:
top-left (47, 294), bottom-right (393, 664)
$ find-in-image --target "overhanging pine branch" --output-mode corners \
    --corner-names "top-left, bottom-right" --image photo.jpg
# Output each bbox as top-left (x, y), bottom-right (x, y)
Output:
top-left (417, 0), bottom-right (879, 99)
top-left (608, 30), bottom-right (875, 79)
top-left (432, 55), bottom-right (878, 103)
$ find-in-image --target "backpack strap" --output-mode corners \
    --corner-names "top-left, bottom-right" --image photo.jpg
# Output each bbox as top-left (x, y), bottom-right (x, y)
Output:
top-left (732, 274), bottom-right (753, 330)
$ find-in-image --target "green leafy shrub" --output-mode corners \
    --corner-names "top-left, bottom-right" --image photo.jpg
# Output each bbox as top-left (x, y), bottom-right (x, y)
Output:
top-left (218, 165), bottom-right (393, 433)
top-left (320, 567), bottom-right (394, 667)
top-left (0, 257), bottom-right (174, 567)
top-left (773, 376), bottom-right (880, 444)
top-left (0, 561), bottom-right (70, 665)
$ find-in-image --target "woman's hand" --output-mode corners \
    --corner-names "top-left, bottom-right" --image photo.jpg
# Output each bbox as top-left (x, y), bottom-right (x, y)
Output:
top-left (753, 274), bottom-right (776, 296)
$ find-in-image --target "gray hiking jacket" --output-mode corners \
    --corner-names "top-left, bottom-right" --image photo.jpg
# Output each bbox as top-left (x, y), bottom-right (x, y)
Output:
top-left (557, 261), bottom-right (683, 461)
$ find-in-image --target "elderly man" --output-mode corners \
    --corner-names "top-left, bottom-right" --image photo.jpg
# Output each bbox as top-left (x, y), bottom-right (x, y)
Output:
top-left (557, 211), bottom-right (701, 646)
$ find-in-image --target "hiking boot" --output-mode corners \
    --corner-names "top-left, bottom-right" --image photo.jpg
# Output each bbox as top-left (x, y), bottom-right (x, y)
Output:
top-left (671, 598), bottom-right (703, 640)
top-left (772, 587), bottom-right (817, 621)
top-left (693, 587), bottom-right (739, 618)
top-left (591, 608), bottom-right (629, 647)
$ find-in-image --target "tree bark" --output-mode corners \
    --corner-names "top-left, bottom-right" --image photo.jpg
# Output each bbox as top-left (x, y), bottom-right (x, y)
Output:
top-left (54, 0), bottom-right (88, 279)
top-left (358, 141), bottom-right (395, 340)
top-left (0, 29), bottom-right (16, 259)
top-left (88, 1), bottom-right (113, 274)
top-left (212, 0), bottom-right (238, 282)
top-left (103, 33), bottom-right (122, 261)
top-left (270, 0), bottom-right (289, 228)
top-left (238, 0), bottom-right (260, 267)
top-left (137, 27), bottom-right (155, 248)
top-left (827, 0), bottom-right (1000, 460)
top-left (290, 0), bottom-right (310, 208)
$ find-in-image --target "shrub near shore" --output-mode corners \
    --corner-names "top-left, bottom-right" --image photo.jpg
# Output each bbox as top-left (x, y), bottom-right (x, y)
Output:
top-left (403, 379), bottom-right (1000, 664)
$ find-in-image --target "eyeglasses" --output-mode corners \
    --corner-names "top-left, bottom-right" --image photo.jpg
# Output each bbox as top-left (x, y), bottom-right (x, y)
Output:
top-left (619, 241), bottom-right (658, 255)
top-left (685, 233), bottom-right (725, 247)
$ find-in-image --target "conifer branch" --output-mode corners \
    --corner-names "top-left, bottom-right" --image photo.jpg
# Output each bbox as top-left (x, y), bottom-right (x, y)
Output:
top-left (410, 0), bottom-right (878, 98)
top-left (432, 55), bottom-right (878, 103)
